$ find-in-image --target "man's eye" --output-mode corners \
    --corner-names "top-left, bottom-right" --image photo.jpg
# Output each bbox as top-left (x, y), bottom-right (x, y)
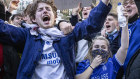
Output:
top-left (46, 7), bottom-right (51, 11)
top-left (38, 8), bottom-right (43, 11)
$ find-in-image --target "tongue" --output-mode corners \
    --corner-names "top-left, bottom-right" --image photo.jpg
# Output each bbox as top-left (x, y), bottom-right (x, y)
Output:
top-left (44, 21), bottom-right (49, 24)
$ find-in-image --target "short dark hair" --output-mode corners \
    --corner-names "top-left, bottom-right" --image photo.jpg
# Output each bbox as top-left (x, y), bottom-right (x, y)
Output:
top-left (107, 13), bottom-right (118, 20)
top-left (11, 13), bottom-right (23, 21)
top-left (23, 4), bottom-right (32, 16)
top-left (81, 3), bottom-right (95, 12)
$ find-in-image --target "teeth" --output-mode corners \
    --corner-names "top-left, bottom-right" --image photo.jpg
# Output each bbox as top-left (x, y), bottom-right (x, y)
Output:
top-left (43, 15), bottom-right (50, 21)
top-left (126, 9), bottom-right (131, 12)
top-left (43, 16), bottom-right (48, 19)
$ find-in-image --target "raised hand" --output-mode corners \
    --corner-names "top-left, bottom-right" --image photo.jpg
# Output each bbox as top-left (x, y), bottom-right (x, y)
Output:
top-left (90, 55), bottom-right (102, 69)
top-left (8, 0), bottom-right (19, 12)
top-left (72, 3), bottom-right (82, 16)
top-left (59, 21), bottom-right (74, 35)
top-left (122, 7), bottom-right (129, 22)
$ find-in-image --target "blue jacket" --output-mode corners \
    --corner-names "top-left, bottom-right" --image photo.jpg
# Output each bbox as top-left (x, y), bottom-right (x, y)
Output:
top-left (0, 1), bottom-right (111, 79)
top-left (124, 17), bottom-right (140, 71)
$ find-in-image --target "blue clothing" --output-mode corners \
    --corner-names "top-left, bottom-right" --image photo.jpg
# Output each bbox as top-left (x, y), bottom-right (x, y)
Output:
top-left (107, 31), bottom-right (121, 55)
top-left (124, 18), bottom-right (140, 70)
top-left (76, 55), bottom-right (121, 79)
top-left (70, 15), bottom-right (79, 26)
top-left (0, 1), bottom-right (111, 79)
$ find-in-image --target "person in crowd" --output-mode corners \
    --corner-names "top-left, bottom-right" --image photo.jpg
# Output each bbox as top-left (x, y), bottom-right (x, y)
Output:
top-left (11, 13), bottom-right (23, 27)
top-left (70, 3), bottom-right (95, 26)
top-left (20, 3), bottom-right (37, 29)
top-left (0, 1), bottom-right (20, 79)
top-left (75, 10), bottom-right (129, 79)
top-left (101, 13), bottom-right (124, 79)
top-left (22, 4), bottom-right (33, 24)
top-left (0, 0), bottom-right (111, 79)
top-left (104, 13), bottom-right (121, 55)
top-left (70, 3), bottom-right (95, 63)
top-left (122, 0), bottom-right (140, 79)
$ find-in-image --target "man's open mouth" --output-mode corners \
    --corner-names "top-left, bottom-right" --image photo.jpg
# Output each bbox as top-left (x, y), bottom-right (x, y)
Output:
top-left (106, 25), bottom-right (111, 28)
top-left (84, 13), bottom-right (88, 16)
top-left (43, 15), bottom-right (50, 23)
top-left (127, 9), bottom-right (132, 13)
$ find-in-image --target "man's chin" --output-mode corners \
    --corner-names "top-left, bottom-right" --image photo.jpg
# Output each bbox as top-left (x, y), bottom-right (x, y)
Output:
top-left (43, 25), bottom-right (53, 29)
top-left (83, 16), bottom-right (88, 19)
top-left (106, 31), bottom-right (112, 33)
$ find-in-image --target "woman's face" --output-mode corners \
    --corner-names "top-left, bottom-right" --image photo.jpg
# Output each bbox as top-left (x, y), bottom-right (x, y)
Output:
top-left (92, 40), bottom-right (108, 51)
top-left (123, 0), bottom-right (138, 19)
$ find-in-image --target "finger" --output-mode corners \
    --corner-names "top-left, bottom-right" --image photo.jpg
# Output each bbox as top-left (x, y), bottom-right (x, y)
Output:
top-left (69, 26), bottom-right (73, 33)
top-left (71, 26), bottom-right (74, 30)
top-left (98, 60), bottom-right (102, 64)
top-left (96, 55), bottom-right (100, 57)
top-left (68, 26), bottom-right (71, 33)
top-left (78, 2), bottom-right (82, 9)
top-left (123, 12), bottom-right (127, 15)
top-left (97, 58), bottom-right (102, 61)
top-left (97, 55), bottom-right (102, 58)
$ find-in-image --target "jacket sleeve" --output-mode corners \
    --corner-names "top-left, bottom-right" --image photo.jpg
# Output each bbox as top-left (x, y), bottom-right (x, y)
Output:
top-left (0, 19), bottom-right (27, 46)
top-left (73, 1), bottom-right (112, 42)
top-left (70, 15), bottom-right (79, 26)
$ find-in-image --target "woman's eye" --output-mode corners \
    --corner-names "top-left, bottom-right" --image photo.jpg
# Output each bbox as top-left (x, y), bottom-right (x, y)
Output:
top-left (101, 45), bottom-right (106, 49)
top-left (94, 45), bottom-right (99, 48)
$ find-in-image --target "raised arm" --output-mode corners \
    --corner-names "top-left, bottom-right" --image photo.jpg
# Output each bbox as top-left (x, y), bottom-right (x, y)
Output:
top-left (7, 0), bottom-right (19, 12)
top-left (70, 3), bottom-right (82, 26)
top-left (116, 9), bottom-right (129, 64)
top-left (0, 20), bottom-right (27, 46)
top-left (73, 0), bottom-right (112, 41)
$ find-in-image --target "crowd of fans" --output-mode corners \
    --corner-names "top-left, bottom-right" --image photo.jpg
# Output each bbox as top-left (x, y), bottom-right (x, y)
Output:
top-left (0, 0), bottom-right (140, 79)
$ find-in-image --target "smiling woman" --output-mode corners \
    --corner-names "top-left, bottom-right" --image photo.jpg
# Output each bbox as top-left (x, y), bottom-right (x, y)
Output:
top-left (76, 10), bottom-right (129, 79)
top-left (122, 0), bottom-right (140, 79)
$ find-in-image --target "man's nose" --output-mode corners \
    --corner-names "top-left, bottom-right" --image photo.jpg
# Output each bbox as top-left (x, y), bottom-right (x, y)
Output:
top-left (43, 8), bottom-right (48, 14)
top-left (105, 20), bottom-right (109, 24)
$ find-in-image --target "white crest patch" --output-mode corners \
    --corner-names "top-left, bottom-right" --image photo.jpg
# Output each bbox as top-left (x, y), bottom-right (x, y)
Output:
top-left (102, 65), bottom-right (107, 71)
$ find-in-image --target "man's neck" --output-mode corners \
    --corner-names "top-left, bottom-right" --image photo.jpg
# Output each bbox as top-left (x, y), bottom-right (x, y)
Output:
top-left (106, 29), bottom-right (118, 36)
